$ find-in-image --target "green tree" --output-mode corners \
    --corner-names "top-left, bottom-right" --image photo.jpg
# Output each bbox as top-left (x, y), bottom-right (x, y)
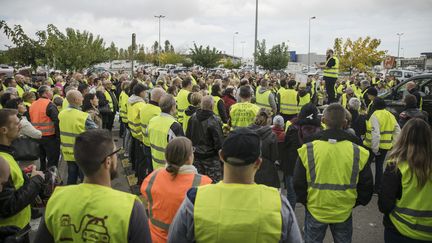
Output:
top-left (0, 20), bottom-right (47, 69)
top-left (255, 39), bottom-right (289, 71)
top-left (164, 40), bottom-right (174, 52)
top-left (222, 58), bottom-right (241, 69)
top-left (333, 36), bottom-right (386, 73)
top-left (160, 52), bottom-right (185, 65)
top-left (189, 43), bottom-right (221, 68)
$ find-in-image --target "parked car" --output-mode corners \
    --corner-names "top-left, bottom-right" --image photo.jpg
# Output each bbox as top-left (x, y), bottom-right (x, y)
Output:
top-left (0, 64), bottom-right (14, 78)
top-left (380, 74), bottom-right (432, 123)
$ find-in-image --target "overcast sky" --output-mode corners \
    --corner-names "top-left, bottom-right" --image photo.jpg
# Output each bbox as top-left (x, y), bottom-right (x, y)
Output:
top-left (1, 0), bottom-right (431, 58)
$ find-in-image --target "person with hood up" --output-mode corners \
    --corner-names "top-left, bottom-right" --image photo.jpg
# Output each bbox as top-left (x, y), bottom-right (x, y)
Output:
top-left (186, 96), bottom-right (224, 182)
top-left (248, 108), bottom-right (279, 188)
top-left (183, 92), bottom-right (202, 134)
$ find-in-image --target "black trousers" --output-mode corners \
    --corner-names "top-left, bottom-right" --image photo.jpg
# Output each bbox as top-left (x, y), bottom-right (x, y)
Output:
top-left (38, 135), bottom-right (60, 171)
top-left (324, 76), bottom-right (338, 104)
top-left (102, 112), bottom-right (115, 131)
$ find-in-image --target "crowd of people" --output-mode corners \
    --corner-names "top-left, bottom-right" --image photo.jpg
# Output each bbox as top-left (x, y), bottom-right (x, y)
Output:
top-left (0, 48), bottom-right (431, 243)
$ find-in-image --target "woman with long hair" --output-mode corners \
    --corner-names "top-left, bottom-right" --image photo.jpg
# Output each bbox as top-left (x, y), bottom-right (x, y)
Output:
top-left (378, 118), bottom-right (432, 242)
top-left (82, 93), bottom-right (102, 128)
top-left (140, 137), bottom-right (211, 243)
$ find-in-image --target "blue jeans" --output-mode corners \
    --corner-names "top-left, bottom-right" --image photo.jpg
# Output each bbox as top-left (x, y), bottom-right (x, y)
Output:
top-left (305, 210), bottom-right (353, 243)
top-left (384, 228), bottom-right (429, 243)
top-left (284, 175), bottom-right (296, 209)
top-left (67, 162), bottom-right (83, 185)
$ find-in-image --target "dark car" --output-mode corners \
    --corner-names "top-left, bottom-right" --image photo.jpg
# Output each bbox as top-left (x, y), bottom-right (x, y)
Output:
top-left (379, 74), bottom-right (432, 122)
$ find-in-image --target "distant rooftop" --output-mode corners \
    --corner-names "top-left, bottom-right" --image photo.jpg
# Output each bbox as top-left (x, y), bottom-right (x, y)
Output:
top-left (421, 52), bottom-right (432, 58)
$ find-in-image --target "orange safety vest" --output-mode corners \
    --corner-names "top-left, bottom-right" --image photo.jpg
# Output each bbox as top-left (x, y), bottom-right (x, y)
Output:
top-left (29, 98), bottom-right (56, 136)
top-left (141, 169), bottom-right (211, 243)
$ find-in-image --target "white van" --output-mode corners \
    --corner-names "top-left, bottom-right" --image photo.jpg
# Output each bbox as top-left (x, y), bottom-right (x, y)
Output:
top-left (387, 69), bottom-right (416, 82)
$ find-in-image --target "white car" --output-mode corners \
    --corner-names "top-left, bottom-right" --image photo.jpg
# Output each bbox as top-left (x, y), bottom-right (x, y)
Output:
top-left (387, 69), bottom-right (416, 82)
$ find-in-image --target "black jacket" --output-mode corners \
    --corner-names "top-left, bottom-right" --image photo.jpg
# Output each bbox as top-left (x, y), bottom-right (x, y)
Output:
top-left (0, 145), bottom-right (44, 219)
top-left (378, 163), bottom-right (402, 230)
top-left (294, 129), bottom-right (374, 207)
top-left (186, 109), bottom-right (224, 159)
top-left (248, 124), bottom-right (280, 188)
top-left (408, 88), bottom-right (422, 109)
top-left (349, 109), bottom-right (367, 140)
top-left (398, 107), bottom-right (428, 128)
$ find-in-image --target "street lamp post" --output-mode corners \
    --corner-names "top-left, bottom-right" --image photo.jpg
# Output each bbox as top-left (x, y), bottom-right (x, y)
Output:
top-left (308, 16), bottom-right (316, 72)
top-left (154, 15), bottom-right (166, 67)
top-left (233, 32), bottom-right (239, 57)
top-left (253, 0), bottom-right (258, 73)
top-left (397, 33), bottom-right (404, 65)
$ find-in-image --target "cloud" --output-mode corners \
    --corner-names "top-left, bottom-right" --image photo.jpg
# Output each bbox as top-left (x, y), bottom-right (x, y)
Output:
top-left (1, 0), bottom-right (431, 58)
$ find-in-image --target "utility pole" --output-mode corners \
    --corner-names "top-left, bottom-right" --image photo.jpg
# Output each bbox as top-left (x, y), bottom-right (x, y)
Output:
top-left (397, 32), bottom-right (404, 68)
top-left (253, 0), bottom-right (258, 73)
top-left (154, 15), bottom-right (166, 67)
top-left (131, 33), bottom-right (136, 74)
top-left (308, 16), bottom-right (316, 72)
top-left (233, 32), bottom-right (239, 57)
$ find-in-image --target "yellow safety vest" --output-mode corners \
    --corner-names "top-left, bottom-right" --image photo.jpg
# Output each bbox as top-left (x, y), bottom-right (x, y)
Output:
top-left (104, 91), bottom-right (114, 112)
top-left (341, 93), bottom-right (349, 109)
top-left (182, 107), bottom-right (195, 134)
top-left (16, 85), bottom-right (25, 97)
top-left (297, 93), bottom-right (311, 112)
top-left (336, 84), bottom-right (344, 95)
top-left (323, 57), bottom-right (339, 78)
top-left (364, 109), bottom-right (397, 150)
top-left (45, 184), bottom-right (137, 243)
top-left (194, 182), bottom-right (282, 243)
top-left (59, 108), bottom-right (88, 162)
top-left (351, 85), bottom-right (362, 99)
top-left (119, 91), bottom-right (129, 123)
top-left (127, 101), bottom-right (145, 140)
top-left (298, 140), bottom-right (369, 223)
top-left (148, 114), bottom-right (176, 169)
top-left (389, 162), bottom-right (432, 241)
top-left (0, 152), bottom-right (31, 229)
top-left (229, 102), bottom-right (260, 129)
top-left (279, 88), bottom-right (298, 115)
top-left (139, 103), bottom-right (161, 147)
top-left (176, 89), bottom-right (190, 123)
top-left (212, 95), bottom-right (222, 117)
top-left (62, 98), bottom-right (69, 111)
top-left (255, 90), bottom-right (272, 110)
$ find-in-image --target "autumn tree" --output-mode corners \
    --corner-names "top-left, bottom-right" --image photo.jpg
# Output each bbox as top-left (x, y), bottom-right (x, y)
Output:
top-left (333, 36), bottom-right (386, 73)
top-left (255, 39), bottom-right (289, 71)
top-left (189, 43), bottom-right (222, 68)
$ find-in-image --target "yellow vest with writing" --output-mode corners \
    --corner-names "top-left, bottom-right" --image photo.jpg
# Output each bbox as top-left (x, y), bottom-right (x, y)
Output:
top-left (229, 102), bottom-right (260, 129)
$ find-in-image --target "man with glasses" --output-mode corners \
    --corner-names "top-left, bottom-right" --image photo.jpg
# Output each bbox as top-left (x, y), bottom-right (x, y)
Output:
top-left (58, 90), bottom-right (97, 185)
top-left (35, 129), bottom-right (152, 243)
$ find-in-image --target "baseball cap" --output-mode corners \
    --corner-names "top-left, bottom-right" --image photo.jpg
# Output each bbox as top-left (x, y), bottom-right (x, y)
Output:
top-left (221, 128), bottom-right (261, 166)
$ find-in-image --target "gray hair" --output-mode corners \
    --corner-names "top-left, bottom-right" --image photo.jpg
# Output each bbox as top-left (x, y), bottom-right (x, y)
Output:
top-left (159, 94), bottom-right (176, 113)
top-left (348, 97), bottom-right (361, 111)
top-left (201, 95), bottom-right (214, 111)
top-left (360, 80), bottom-right (370, 87)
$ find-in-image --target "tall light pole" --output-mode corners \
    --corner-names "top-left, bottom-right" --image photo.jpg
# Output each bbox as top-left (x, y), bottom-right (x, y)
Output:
top-left (308, 16), bottom-right (316, 72)
top-left (241, 41), bottom-right (246, 61)
top-left (233, 32), bottom-right (239, 57)
top-left (154, 15), bottom-right (165, 67)
top-left (397, 32), bottom-right (404, 60)
top-left (253, 0), bottom-right (258, 73)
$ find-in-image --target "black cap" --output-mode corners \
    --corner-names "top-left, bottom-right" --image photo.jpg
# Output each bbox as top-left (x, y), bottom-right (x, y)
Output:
top-left (222, 128), bottom-right (261, 166)
top-left (366, 87), bottom-right (378, 97)
top-left (297, 103), bottom-right (321, 127)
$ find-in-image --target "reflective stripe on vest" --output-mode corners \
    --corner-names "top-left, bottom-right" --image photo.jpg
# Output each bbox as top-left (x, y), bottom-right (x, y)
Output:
top-left (148, 114), bottom-right (176, 169)
top-left (176, 89), bottom-right (190, 123)
top-left (29, 98), bottom-right (56, 136)
top-left (255, 90), bottom-right (272, 109)
top-left (139, 104), bottom-right (161, 146)
top-left (127, 101), bottom-right (145, 139)
top-left (104, 90), bottom-right (114, 112)
top-left (58, 108), bottom-right (88, 161)
top-left (229, 102), bottom-right (260, 128)
top-left (0, 152), bottom-right (31, 229)
top-left (145, 170), bottom-right (202, 230)
top-left (298, 140), bottom-right (369, 223)
top-left (194, 183), bottom-right (282, 243)
top-left (364, 109), bottom-right (397, 150)
top-left (279, 88), bottom-right (298, 115)
top-left (389, 162), bottom-right (432, 241)
top-left (323, 57), bottom-right (339, 78)
top-left (45, 184), bottom-right (136, 243)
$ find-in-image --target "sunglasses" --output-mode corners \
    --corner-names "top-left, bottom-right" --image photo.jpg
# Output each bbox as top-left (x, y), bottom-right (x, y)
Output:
top-left (100, 147), bottom-right (122, 164)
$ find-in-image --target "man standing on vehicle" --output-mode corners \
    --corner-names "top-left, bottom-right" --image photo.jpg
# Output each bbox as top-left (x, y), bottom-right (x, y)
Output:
top-left (316, 49), bottom-right (339, 104)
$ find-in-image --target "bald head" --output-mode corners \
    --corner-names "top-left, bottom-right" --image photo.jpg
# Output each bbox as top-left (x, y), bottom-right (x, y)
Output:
top-left (201, 95), bottom-right (214, 111)
top-left (14, 74), bottom-right (24, 84)
top-left (151, 88), bottom-right (166, 103)
top-left (406, 81), bottom-right (416, 91)
top-left (66, 90), bottom-right (84, 107)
